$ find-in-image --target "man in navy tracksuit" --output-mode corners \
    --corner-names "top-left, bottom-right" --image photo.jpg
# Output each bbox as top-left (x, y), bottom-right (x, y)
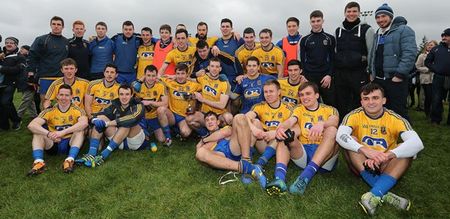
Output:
top-left (300, 10), bottom-right (336, 106)
top-left (112, 21), bottom-right (141, 84)
top-left (88, 22), bottom-right (115, 81)
top-left (425, 28), bottom-right (450, 125)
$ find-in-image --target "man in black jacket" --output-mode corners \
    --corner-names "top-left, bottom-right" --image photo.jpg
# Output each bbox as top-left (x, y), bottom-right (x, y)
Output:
top-left (300, 10), bottom-right (336, 106)
top-left (334, 2), bottom-right (374, 120)
top-left (0, 37), bottom-right (26, 130)
top-left (68, 20), bottom-right (90, 79)
top-left (425, 28), bottom-right (450, 125)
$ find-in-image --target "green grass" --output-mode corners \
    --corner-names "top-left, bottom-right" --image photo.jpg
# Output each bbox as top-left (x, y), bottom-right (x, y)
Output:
top-left (0, 94), bottom-right (449, 218)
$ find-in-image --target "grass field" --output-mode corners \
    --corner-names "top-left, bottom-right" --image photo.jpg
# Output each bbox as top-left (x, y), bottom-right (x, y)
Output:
top-left (0, 94), bottom-right (449, 218)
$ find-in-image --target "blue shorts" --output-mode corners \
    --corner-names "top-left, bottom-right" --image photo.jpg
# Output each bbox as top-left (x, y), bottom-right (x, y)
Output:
top-left (139, 118), bottom-right (161, 136)
top-left (173, 112), bottom-right (185, 124)
top-left (214, 139), bottom-right (241, 161)
top-left (117, 72), bottom-right (136, 85)
top-left (303, 144), bottom-right (338, 173)
top-left (45, 138), bottom-right (70, 155)
top-left (38, 77), bottom-right (58, 94)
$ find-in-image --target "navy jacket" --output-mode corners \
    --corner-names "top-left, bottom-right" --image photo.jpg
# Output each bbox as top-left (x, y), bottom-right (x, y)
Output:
top-left (27, 33), bottom-right (68, 78)
top-left (425, 42), bottom-right (450, 76)
top-left (300, 30), bottom-right (335, 76)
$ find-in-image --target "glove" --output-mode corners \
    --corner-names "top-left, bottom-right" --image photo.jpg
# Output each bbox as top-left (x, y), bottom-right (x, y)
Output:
top-left (92, 118), bottom-right (107, 133)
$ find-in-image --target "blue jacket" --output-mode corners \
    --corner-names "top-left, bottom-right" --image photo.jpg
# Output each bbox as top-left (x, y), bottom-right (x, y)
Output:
top-left (111, 33), bottom-right (140, 73)
top-left (369, 16), bottom-right (417, 79)
top-left (88, 36), bottom-right (114, 73)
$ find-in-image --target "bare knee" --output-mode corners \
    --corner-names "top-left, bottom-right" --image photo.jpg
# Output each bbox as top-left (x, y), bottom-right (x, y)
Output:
top-left (232, 114), bottom-right (247, 127)
top-left (196, 148), bottom-right (207, 162)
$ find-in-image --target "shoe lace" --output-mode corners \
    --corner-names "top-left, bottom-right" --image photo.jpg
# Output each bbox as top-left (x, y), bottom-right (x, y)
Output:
top-left (33, 162), bottom-right (45, 170)
top-left (384, 194), bottom-right (400, 206)
top-left (294, 178), bottom-right (307, 190)
top-left (370, 196), bottom-right (382, 207)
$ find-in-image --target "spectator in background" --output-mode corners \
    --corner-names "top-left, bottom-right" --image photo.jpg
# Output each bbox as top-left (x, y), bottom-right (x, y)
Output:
top-left (415, 40), bottom-right (438, 117)
top-left (17, 45), bottom-right (39, 120)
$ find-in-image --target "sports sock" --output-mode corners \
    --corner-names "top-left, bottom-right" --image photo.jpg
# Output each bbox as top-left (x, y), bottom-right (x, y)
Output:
top-left (274, 163), bottom-right (288, 181)
top-left (256, 146), bottom-right (276, 166)
top-left (360, 170), bottom-right (380, 187)
top-left (239, 159), bottom-right (254, 174)
top-left (370, 173), bottom-right (397, 197)
top-left (196, 127), bottom-right (209, 138)
top-left (162, 125), bottom-right (171, 139)
top-left (88, 138), bottom-right (100, 156)
top-left (101, 140), bottom-right (120, 159)
top-left (67, 146), bottom-right (80, 160)
top-left (32, 149), bottom-right (44, 162)
top-left (299, 161), bottom-right (319, 182)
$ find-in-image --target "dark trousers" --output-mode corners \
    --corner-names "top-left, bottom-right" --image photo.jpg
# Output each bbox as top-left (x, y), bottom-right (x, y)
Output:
top-left (422, 83), bottom-right (432, 116)
top-left (430, 74), bottom-right (450, 124)
top-left (335, 68), bottom-right (369, 120)
top-left (0, 85), bottom-right (21, 130)
top-left (304, 74), bottom-right (336, 107)
top-left (373, 78), bottom-right (409, 121)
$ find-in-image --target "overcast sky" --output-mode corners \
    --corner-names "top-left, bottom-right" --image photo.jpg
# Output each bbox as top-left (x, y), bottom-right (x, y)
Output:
top-left (1, 0), bottom-right (448, 46)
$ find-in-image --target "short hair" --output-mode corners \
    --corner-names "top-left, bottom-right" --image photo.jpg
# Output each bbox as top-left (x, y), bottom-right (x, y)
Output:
top-left (122, 20), bottom-right (134, 28)
top-left (360, 83), bottom-right (385, 97)
top-left (50, 16), bottom-right (64, 26)
top-left (176, 24), bottom-right (186, 29)
top-left (144, 65), bottom-right (158, 73)
top-left (345, 2), bottom-right (360, 11)
top-left (209, 57), bottom-right (221, 64)
top-left (175, 29), bottom-right (188, 38)
top-left (58, 84), bottom-right (72, 95)
top-left (204, 111), bottom-right (219, 120)
top-left (72, 20), bottom-right (85, 28)
top-left (60, 58), bottom-right (77, 68)
top-left (175, 63), bottom-right (189, 72)
top-left (259, 28), bottom-right (272, 37)
top-left (118, 84), bottom-right (133, 95)
top-left (310, 10), bottom-right (324, 19)
top-left (196, 40), bottom-right (209, 49)
top-left (159, 24), bottom-right (172, 33)
top-left (221, 18), bottom-right (233, 28)
top-left (286, 17), bottom-right (300, 26)
top-left (104, 63), bottom-right (118, 72)
top-left (141, 27), bottom-right (152, 35)
top-left (243, 27), bottom-right (255, 36)
top-left (298, 81), bottom-right (319, 94)
top-left (197, 21), bottom-right (208, 29)
top-left (287, 59), bottom-right (302, 69)
top-left (264, 79), bottom-right (281, 90)
top-left (95, 21), bottom-right (107, 29)
top-left (246, 56), bottom-right (260, 66)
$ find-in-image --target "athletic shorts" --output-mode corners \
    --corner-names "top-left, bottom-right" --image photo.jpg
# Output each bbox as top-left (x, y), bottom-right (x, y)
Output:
top-left (108, 129), bottom-right (145, 151)
top-left (139, 118), bottom-right (161, 136)
top-left (214, 139), bottom-right (241, 161)
top-left (45, 138), bottom-right (70, 155)
top-left (117, 72), bottom-right (136, 85)
top-left (291, 144), bottom-right (338, 172)
top-left (173, 112), bottom-right (185, 124)
top-left (38, 77), bottom-right (58, 94)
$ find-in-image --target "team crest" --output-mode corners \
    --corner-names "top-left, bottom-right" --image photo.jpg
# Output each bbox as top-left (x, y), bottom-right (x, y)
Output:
top-left (214, 84), bottom-right (218, 88)
top-left (68, 115), bottom-right (73, 121)
top-left (153, 91), bottom-right (157, 96)
top-left (271, 56), bottom-right (275, 62)
top-left (381, 126), bottom-right (387, 135)
top-left (318, 115), bottom-right (323, 121)
top-left (257, 80), bottom-right (261, 85)
top-left (109, 93), bottom-right (114, 98)
top-left (75, 89), bottom-right (80, 95)
top-left (278, 112), bottom-right (283, 118)
top-left (186, 86), bottom-right (190, 91)
top-left (323, 40), bottom-right (328, 46)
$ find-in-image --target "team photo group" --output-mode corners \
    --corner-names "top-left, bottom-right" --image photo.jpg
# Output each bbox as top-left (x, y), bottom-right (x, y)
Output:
top-left (1, 1), bottom-right (449, 216)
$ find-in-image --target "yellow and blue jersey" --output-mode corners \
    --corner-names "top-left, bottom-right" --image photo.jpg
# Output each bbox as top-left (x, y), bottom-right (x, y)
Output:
top-left (293, 104), bottom-right (338, 145)
top-left (235, 43), bottom-right (261, 71)
top-left (196, 75), bottom-right (230, 115)
top-left (87, 79), bottom-right (120, 113)
top-left (233, 74), bottom-right (275, 113)
top-left (341, 107), bottom-right (413, 152)
top-left (164, 46), bottom-right (196, 67)
top-left (45, 77), bottom-right (89, 108)
top-left (251, 101), bottom-right (292, 131)
top-left (279, 78), bottom-right (302, 106)
top-left (136, 44), bottom-right (155, 80)
top-left (189, 36), bottom-right (218, 48)
top-left (134, 82), bottom-right (166, 119)
top-left (39, 103), bottom-right (86, 138)
top-left (160, 78), bottom-right (201, 117)
top-left (251, 44), bottom-right (285, 76)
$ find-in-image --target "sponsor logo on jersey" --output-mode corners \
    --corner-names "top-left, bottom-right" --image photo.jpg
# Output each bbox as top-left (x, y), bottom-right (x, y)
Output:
top-left (265, 120), bottom-right (280, 127)
top-left (362, 136), bottom-right (388, 149)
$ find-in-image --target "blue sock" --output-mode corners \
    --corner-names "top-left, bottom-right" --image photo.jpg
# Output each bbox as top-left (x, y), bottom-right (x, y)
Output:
top-left (370, 174), bottom-right (397, 197)
top-left (299, 161), bottom-right (320, 181)
top-left (196, 127), bottom-right (209, 138)
top-left (101, 140), bottom-right (120, 159)
top-left (274, 163), bottom-right (288, 181)
top-left (240, 159), bottom-right (254, 174)
top-left (88, 138), bottom-right (100, 156)
top-left (67, 147), bottom-right (80, 160)
top-left (256, 146), bottom-right (276, 166)
top-left (32, 149), bottom-right (44, 161)
top-left (360, 170), bottom-right (380, 187)
top-left (162, 125), bottom-right (171, 139)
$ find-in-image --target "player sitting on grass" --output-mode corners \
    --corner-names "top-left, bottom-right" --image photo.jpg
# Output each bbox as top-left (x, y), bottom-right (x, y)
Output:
top-left (195, 112), bottom-right (265, 186)
top-left (77, 84), bottom-right (145, 167)
top-left (27, 84), bottom-right (88, 175)
top-left (266, 82), bottom-right (339, 196)
top-left (336, 83), bottom-right (424, 216)
top-left (245, 79), bottom-right (293, 187)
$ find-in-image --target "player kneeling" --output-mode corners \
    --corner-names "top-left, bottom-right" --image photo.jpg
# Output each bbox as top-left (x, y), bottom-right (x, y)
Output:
top-left (77, 84), bottom-right (145, 167)
top-left (266, 82), bottom-right (339, 195)
top-left (27, 84), bottom-right (88, 175)
top-left (195, 112), bottom-right (265, 186)
top-left (336, 83), bottom-right (424, 216)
